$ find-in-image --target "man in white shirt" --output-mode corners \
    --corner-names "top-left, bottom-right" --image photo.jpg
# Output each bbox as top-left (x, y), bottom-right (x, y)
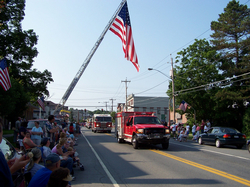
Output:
top-left (171, 123), bottom-right (177, 139)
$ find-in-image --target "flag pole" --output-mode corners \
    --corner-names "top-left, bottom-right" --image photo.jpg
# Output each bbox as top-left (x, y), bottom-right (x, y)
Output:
top-left (54, 0), bottom-right (127, 114)
top-left (39, 106), bottom-right (41, 119)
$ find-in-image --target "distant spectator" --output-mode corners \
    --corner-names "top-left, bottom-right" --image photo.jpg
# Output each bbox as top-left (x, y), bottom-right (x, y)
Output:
top-left (196, 124), bottom-right (200, 137)
top-left (24, 148), bottom-right (44, 177)
top-left (13, 117), bottom-right (21, 145)
top-left (28, 153), bottom-right (61, 187)
top-left (18, 122), bottom-right (28, 150)
top-left (206, 119), bottom-right (211, 129)
top-left (204, 124), bottom-right (208, 133)
top-left (45, 115), bottom-right (59, 149)
top-left (185, 124), bottom-right (190, 135)
top-left (23, 131), bottom-right (37, 150)
top-left (47, 167), bottom-right (72, 187)
top-left (171, 123), bottom-right (177, 139)
top-left (192, 123), bottom-right (196, 136)
top-left (200, 120), bottom-right (205, 134)
top-left (69, 123), bottom-right (74, 134)
top-left (31, 121), bottom-right (43, 146)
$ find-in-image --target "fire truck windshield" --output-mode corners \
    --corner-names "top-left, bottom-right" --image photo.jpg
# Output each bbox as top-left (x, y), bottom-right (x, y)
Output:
top-left (134, 117), bottom-right (161, 125)
top-left (96, 117), bottom-right (112, 122)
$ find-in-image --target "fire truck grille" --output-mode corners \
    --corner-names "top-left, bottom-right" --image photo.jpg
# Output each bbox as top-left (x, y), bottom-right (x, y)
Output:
top-left (144, 128), bottom-right (164, 136)
top-left (100, 122), bottom-right (107, 128)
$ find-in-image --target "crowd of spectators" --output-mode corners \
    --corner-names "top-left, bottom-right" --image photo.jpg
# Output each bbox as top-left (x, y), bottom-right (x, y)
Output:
top-left (0, 115), bottom-right (83, 187)
top-left (170, 119), bottom-right (212, 142)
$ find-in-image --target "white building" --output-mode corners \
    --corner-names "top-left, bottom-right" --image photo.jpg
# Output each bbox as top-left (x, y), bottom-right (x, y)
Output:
top-left (125, 94), bottom-right (169, 122)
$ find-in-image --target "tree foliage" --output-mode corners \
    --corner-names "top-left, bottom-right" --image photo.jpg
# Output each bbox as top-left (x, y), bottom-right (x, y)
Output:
top-left (167, 39), bottom-right (222, 122)
top-left (0, 0), bottom-right (53, 123)
top-left (210, 0), bottom-right (250, 130)
top-left (167, 0), bottom-right (250, 131)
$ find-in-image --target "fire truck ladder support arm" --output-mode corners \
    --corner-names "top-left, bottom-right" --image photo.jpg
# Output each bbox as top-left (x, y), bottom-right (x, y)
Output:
top-left (53, 0), bottom-right (127, 114)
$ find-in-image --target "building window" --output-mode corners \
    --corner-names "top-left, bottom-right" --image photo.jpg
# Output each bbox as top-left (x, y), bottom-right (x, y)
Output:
top-left (143, 107), bottom-right (146, 112)
top-left (157, 107), bottom-right (161, 114)
top-left (164, 108), bottom-right (168, 114)
top-left (150, 107), bottom-right (154, 112)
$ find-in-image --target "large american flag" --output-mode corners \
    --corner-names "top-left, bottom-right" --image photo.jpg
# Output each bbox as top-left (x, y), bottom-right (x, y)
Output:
top-left (0, 58), bottom-right (11, 91)
top-left (37, 96), bottom-right (45, 111)
top-left (110, 1), bottom-right (139, 72)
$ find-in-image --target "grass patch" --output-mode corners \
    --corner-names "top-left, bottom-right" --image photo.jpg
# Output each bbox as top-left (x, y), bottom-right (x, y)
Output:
top-left (3, 129), bottom-right (14, 134)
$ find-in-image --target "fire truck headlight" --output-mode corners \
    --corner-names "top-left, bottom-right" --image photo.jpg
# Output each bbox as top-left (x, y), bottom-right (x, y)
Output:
top-left (96, 124), bottom-right (100, 127)
top-left (108, 124), bottom-right (111, 127)
top-left (136, 129), bottom-right (144, 134)
top-left (165, 129), bottom-right (170, 134)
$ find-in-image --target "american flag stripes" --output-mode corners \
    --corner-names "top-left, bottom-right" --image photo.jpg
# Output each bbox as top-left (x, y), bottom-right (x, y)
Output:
top-left (37, 96), bottom-right (45, 111)
top-left (0, 58), bottom-right (11, 91)
top-left (110, 1), bottom-right (139, 72)
top-left (179, 100), bottom-right (188, 112)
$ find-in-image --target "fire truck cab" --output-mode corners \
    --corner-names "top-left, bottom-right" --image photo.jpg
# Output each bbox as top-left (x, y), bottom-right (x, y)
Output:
top-left (92, 114), bottom-right (112, 133)
top-left (115, 112), bottom-right (170, 149)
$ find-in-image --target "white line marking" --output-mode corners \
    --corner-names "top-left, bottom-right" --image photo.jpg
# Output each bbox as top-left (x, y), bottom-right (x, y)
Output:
top-left (171, 141), bottom-right (250, 161)
top-left (82, 133), bottom-right (120, 187)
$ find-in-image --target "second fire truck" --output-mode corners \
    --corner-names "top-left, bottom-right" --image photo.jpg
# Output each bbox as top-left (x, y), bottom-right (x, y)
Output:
top-left (92, 114), bottom-right (112, 133)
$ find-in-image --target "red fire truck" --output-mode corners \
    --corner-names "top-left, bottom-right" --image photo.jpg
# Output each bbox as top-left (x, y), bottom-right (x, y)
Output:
top-left (92, 114), bottom-right (112, 133)
top-left (115, 112), bottom-right (170, 149)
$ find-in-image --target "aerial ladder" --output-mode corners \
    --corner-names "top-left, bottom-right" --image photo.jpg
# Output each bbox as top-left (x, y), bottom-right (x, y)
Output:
top-left (53, 0), bottom-right (126, 115)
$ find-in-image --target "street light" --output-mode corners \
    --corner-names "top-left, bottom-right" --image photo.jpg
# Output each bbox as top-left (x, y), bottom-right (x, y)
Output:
top-left (148, 59), bottom-right (175, 124)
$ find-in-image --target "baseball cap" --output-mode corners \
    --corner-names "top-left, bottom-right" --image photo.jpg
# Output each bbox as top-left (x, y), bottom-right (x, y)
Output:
top-left (63, 174), bottom-right (73, 181)
top-left (45, 153), bottom-right (60, 165)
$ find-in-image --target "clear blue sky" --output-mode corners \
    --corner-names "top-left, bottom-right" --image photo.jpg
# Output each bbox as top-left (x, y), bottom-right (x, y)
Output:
top-left (22, 0), bottom-right (249, 111)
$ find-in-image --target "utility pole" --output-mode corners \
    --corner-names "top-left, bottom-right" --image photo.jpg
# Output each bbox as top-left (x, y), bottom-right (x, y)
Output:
top-left (171, 56), bottom-right (175, 123)
top-left (121, 78), bottom-right (130, 111)
top-left (104, 102), bottom-right (108, 111)
top-left (110, 98), bottom-right (116, 112)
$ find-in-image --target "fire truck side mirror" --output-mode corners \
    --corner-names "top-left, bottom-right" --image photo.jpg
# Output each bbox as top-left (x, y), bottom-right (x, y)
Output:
top-left (126, 122), bottom-right (130, 126)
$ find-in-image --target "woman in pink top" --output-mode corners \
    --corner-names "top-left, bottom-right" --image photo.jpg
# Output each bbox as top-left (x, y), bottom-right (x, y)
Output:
top-left (52, 138), bottom-right (67, 155)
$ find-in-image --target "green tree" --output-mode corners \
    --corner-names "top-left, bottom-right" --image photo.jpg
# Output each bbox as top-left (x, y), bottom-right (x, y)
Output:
top-left (167, 39), bottom-right (222, 123)
top-left (110, 111), bottom-right (116, 123)
top-left (0, 0), bottom-right (53, 123)
top-left (210, 0), bottom-right (250, 130)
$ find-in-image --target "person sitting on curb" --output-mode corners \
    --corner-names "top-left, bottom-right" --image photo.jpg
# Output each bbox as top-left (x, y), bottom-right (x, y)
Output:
top-left (24, 148), bottom-right (44, 177)
top-left (47, 167), bottom-right (72, 187)
top-left (28, 153), bottom-right (61, 187)
top-left (41, 137), bottom-right (75, 181)
top-left (178, 127), bottom-right (187, 142)
top-left (23, 131), bottom-right (37, 151)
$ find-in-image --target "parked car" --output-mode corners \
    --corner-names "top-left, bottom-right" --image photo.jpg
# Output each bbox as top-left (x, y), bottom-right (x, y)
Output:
top-left (0, 137), bottom-right (20, 161)
top-left (198, 127), bottom-right (246, 148)
top-left (247, 140), bottom-right (250, 153)
top-left (27, 119), bottom-right (48, 131)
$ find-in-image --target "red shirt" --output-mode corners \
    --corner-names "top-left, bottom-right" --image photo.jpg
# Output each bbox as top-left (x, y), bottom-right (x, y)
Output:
top-left (69, 126), bottom-right (74, 133)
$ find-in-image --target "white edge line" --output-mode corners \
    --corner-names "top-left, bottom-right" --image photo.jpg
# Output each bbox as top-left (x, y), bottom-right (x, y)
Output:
top-left (82, 133), bottom-right (120, 187)
top-left (171, 141), bottom-right (250, 161)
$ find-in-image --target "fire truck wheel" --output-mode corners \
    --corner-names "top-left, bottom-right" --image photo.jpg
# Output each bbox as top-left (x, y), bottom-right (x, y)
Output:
top-left (94, 130), bottom-right (97, 133)
top-left (132, 135), bottom-right (139, 149)
top-left (162, 142), bottom-right (169, 149)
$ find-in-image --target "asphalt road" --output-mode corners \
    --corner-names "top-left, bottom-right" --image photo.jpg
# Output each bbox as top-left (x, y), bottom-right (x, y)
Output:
top-left (71, 127), bottom-right (250, 187)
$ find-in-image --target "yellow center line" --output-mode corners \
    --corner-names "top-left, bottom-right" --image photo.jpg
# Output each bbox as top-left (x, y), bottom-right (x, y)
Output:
top-left (150, 149), bottom-right (250, 186)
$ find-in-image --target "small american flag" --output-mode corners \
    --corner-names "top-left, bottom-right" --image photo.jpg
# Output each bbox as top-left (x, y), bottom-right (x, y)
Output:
top-left (179, 100), bottom-right (188, 112)
top-left (0, 58), bottom-right (11, 91)
top-left (110, 1), bottom-right (139, 72)
top-left (37, 96), bottom-right (45, 111)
